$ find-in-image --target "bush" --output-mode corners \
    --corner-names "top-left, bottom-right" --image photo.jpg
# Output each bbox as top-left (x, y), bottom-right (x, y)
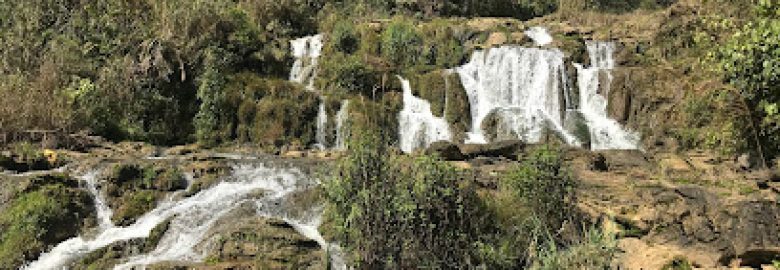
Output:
top-left (504, 146), bottom-right (579, 233)
top-left (381, 19), bottom-right (423, 69)
top-left (530, 226), bottom-right (616, 270)
top-left (330, 20), bottom-right (360, 54)
top-left (323, 132), bottom-right (489, 268)
top-left (478, 145), bottom-right (584, 268)
top-left (317, 54), bottom-right (379, 97)
top-left (716, 1), bottom-right (780, 161)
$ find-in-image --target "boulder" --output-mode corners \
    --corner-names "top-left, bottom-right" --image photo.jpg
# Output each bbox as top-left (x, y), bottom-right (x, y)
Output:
top-left (459, 140), bottom-right (524, 160)
top-left (599, 150), bottom-right (650, 172)
top-left (425, 141), bottom-right (465, 161)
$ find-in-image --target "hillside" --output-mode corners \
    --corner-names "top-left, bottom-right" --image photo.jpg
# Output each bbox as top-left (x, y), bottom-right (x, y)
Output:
top-left (1, 0), bottom-right (779, 269)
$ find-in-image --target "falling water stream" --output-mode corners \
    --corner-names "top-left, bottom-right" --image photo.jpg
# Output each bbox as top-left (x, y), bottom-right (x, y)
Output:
top-left (576, 41), bottom-right (641, 150)
top-left (398, 76), bottom-right (452, 153)
top-left (24, 162), bottom-right (344, 270)
top-left (455, 45), bottom-right (580, 146)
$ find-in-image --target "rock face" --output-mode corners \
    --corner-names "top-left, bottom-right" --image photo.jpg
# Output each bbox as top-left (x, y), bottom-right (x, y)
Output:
top-left (425, 141), bottom-right (465, 161)
top-left (569, 148), bottom-right (780, 269)
top-left (637, 186), bottom-right (780, 267)
top-left (459, 140), bottom-right (525, 160)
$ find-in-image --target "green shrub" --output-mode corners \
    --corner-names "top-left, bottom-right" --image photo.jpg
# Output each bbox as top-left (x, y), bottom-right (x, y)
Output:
top-left (530, 227), bottom-right (616, 270)
top-left (478, 145), bottom-right (584, 268)
top-left (106, 163), bottom-right (186, 225)
top-left (716, 1), bottom-right (780, 161)
top-left (330, 21), bottom-right (360, 54)
top-left (504, 146), bottom-right (579, 233)
top-left (317, 54), bottom-right (379, 97)
top-left (381, 19), bottom-right (423, 69)
top-left (323, 132), bottom-right (488, 268)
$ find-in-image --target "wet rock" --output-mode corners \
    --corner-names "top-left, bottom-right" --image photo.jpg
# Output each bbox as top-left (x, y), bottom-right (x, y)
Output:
top-left (425, 141), bottom-right (465, 161)
top-left (459, 140), bottom-right (524, 160)
top-left (71, 219), bottom-right (172, 270)
top-left (197, 215), bottom-right (325, 270)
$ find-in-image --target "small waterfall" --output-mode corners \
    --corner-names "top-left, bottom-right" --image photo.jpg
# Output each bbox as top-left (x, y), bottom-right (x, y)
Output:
top-left (24, 163), bottom-right (326, 270)
top-left (314, 100), bottom-right (328, 150)
top-left (334, 100), bottom-right (350, 151)
top-left (525, 26), bottom-right (553, 46)
top-left (83, 170), bottom-right (114, 230)
top-left (456, 46), bottom-right (580, 145)
top-left (289, 35), bottom-right (323, 90)
top-left (398, 76), bottom-right (452, 153)
top-left (576, 41), bottom-right (640, 150)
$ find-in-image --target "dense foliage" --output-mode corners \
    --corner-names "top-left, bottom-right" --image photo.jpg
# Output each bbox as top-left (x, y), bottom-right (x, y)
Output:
top-left (323, 132), bottom-right (489, 268)
top-left (324, 136), bottom-right (614, 268)
top-left (716, 0), bottom-right (780, 161)
top-left (0, 0), bottom-right (320, 145)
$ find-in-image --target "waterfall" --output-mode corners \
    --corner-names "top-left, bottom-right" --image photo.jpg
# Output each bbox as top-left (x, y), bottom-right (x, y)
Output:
top-left (456, 46), bottom-right (580, 145)
top-left (525, 26), bottom-right (553, 46)
top-left (314, 100), bottom-right (328, 150)
top-left (289, 35), bottom-right (323, 90)
top-left (83, 170), bottom-right (114, 230)
top-left (334, 100), bottom-right (350, 151)
top-left (576, 41), bottom-right (640, 150)
top-left (24, 163), bottom-right (336, 270)
top-left (398, 76), bottom-right (452, 153)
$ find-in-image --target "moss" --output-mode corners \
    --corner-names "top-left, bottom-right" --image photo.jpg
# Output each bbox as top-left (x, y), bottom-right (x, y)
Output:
top-left (251, 80), bottom-right (319, 148)
top-left (444, 72), bottom-right (471, 143)
top-left (0, 176), bottom-right (94, 269)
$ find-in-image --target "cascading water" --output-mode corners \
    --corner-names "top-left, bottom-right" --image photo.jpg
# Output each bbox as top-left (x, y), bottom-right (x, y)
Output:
top-left (398, 76), bottom-right (452, 153)
top-left (525, 26), bottom-right (553, 46)
top-left (24, 163), bottom-right (342, 270)
top-left (456, 46), bottom-right (581, 145)
top-left (576, 41), bottom-right (640, 150)
top-left (83, 170), bottom-right (114, 230)
top-left (314, 100), bottom-right (329, 150)
top-left (334, 100), bottom-right (350, 151)
top-left (290, 35), bottom-right (323, 90)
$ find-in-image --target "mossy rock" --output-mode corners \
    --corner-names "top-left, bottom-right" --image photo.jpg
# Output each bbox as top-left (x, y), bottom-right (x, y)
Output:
top-left (444, 72), bottom-right (471, 143)
top-left (113, 190), bottom-right (161, 226)
top-left (71, 218), bottom-right (172, 270)
top-left (406, 70), bottom-right (471, 143)
top-left (205, 217), bottom-right (324, 269)
top-left (104, 163), bottom-right (186, 226)
top-left (0, 174), bottom-right (95, 269)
